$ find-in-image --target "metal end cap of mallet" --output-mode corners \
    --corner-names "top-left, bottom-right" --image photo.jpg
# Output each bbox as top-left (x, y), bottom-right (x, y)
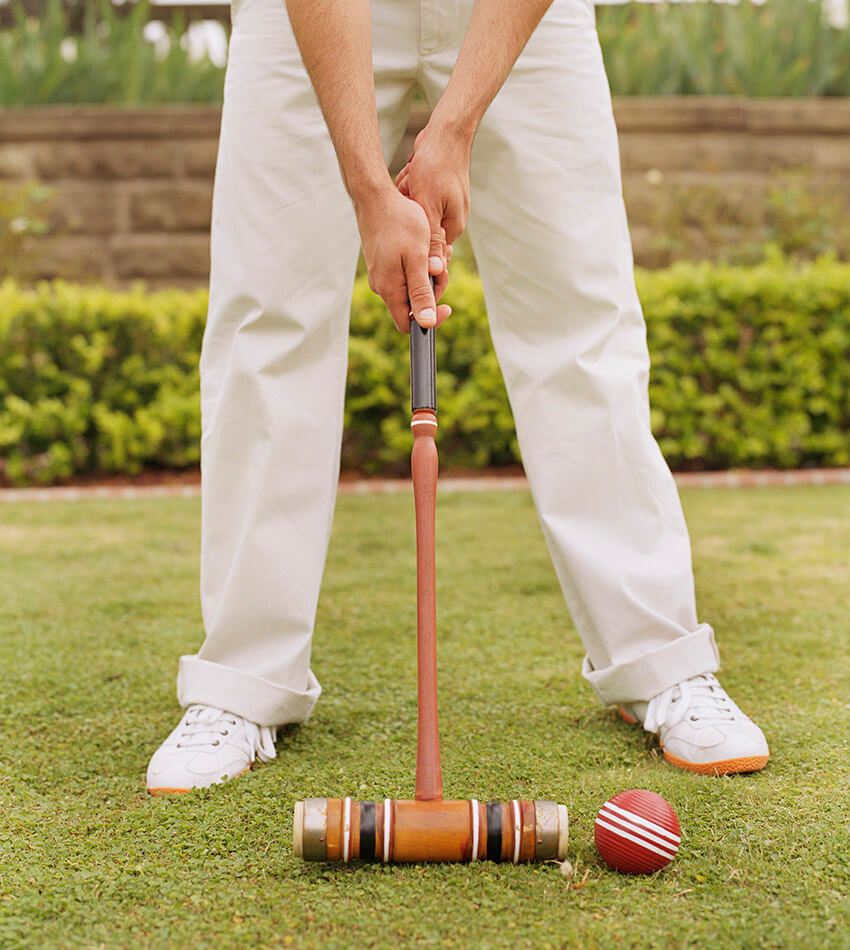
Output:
top-left (294, 798), bottom-right (328, 861)
top-left (293, 801), bottom-right (304, 857)
top-left (533, 801), bottom-right (569, 861)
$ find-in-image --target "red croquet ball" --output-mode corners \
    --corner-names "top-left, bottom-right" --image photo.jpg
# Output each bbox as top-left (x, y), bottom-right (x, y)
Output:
top-left (594, 789), bottom-right (681, 874)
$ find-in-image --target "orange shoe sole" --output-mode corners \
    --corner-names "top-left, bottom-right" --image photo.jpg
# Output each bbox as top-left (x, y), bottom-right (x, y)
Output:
top-left (147, 765), bottom-right (251, 795)
top-left (617, 705), bottom-right (769, 775)
top-left (662, 749), bottom-right (769, 776)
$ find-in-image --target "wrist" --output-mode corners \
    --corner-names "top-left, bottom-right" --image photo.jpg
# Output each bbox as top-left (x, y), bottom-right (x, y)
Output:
top-left (429, 99), bottom-right (478, 149)
top-left (350, 171), bottom-right (396, 214)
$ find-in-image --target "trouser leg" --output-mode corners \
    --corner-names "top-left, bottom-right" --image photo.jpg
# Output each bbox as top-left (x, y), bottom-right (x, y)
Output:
top-left (420, 0), bottom-right (718, 705)
top-left (177, 0), bottom-right (418, 725)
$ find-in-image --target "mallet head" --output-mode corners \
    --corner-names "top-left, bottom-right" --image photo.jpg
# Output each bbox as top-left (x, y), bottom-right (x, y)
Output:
top-left (294, 797), bottom-right (568, 864)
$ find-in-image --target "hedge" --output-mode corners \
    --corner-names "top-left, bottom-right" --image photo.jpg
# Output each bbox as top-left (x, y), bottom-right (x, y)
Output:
top-left (2, 253), bottom-right (850, 485)
top-left (0, 282), bottom-right (206, 484)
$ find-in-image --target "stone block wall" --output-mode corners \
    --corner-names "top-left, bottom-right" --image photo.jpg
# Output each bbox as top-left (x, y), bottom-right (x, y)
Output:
top-left (615, 98), bottom-right (850, 267)
top-left (0, 108), bottom-right (218, 285)
top-left (2, 97), bottom-right (850, 285)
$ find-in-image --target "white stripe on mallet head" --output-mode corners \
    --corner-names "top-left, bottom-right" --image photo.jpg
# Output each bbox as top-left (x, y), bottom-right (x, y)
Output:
top-left (470, 799), bottom-right (480, 862)
top-left (512, 800), bottom-right (521, 864)
top-left (342, 797), bottom-right (352, 863)
top-left (383, 798), bottom-right (391, 863)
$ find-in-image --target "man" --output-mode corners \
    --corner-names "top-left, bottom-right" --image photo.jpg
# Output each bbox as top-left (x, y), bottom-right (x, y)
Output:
top-left (146, 0), bottom-right (769, 794)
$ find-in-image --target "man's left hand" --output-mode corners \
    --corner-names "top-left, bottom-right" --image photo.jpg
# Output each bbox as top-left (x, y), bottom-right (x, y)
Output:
top-left (395, 120), bottom-right (472, 285)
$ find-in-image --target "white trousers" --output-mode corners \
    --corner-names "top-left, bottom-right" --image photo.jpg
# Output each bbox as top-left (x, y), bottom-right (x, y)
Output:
top-left (177, 0), bottom-right (720, 726)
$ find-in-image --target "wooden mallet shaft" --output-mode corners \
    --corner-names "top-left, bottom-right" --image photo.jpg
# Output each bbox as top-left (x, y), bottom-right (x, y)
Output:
top-left (411, 406), bottom-right (441, 800)
top-left (409, 320), bottom-right (442, 801)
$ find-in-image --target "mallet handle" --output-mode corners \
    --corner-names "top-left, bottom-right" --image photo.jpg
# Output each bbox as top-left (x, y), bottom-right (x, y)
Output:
top-left (411, 408), bottom-right (442, 801)
top-left (410, 281), bottom-right (442, 802)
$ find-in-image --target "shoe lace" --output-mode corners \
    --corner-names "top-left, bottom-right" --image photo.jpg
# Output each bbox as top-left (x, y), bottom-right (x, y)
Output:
top-left (175, 705), bottom-right (277, 763)
top-left (644, 673), bottom-right (736, 734)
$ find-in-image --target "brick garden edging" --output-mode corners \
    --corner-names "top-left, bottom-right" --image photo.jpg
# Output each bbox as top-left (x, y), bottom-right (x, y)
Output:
top-left (2, 468), bottom-right (849, 503)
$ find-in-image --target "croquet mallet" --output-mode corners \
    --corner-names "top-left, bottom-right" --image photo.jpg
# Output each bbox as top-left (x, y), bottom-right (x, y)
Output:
top-left (293, 311), bottom-right (568, 864)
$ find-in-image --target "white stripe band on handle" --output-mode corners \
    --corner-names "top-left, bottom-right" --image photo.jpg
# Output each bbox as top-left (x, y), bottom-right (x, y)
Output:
top-left (598, 807), bottom-right (680, 852)
top-left (603, 801), bottom-right (681, 843)
top-left (383, 798), bottom-right (391, 864)
top-left (594, 818), bottom-right (678, 860)
top-left (512, 800), bottom-right (521, 864)
top-left (470, 799), bottom-right (480, 862)
top-left (410, 419), bottom-right (438, 428)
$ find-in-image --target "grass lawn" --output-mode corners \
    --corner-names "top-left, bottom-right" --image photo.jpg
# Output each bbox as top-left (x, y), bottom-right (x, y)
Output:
top-left (1, 485), bottom-right (848, 948)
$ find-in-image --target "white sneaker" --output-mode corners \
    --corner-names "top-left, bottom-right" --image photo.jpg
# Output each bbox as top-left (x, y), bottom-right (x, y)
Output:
top-left (146, 705), bottom-right (278, 795)
top-left (618, 673), bottom-right (770, 775)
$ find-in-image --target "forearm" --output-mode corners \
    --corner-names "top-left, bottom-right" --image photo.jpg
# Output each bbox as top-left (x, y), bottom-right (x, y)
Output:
top-left (432, 0), bottom-right (554, 141)
top-left (287, 0), bottom-right (445, 331)
top-left (285, 0), bottom-right (391, 205)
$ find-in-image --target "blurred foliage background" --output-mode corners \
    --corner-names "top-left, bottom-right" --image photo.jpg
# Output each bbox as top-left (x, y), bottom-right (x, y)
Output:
top-left (1, 0), bottom-right (850, 106)
top-left (0, 0), bottom-right (225, 106)
top-left (2, 0), bottom-right (850, 481)
top-left (597, 0), bottom-right (850, 96)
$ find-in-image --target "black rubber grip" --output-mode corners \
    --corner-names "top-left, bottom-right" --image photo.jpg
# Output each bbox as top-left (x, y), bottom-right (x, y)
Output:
top-left (486, 802), bottom-right (502, 862)
top-left (410, 276), bottom-right (437, 412)
top-left (359, 802), bottom-right (376, 860)
top-left (410, 324), bottom-right (436, 411)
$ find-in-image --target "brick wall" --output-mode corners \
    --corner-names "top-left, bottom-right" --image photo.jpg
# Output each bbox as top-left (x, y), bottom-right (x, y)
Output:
top-left (2, 97), bottom-right (849, 286)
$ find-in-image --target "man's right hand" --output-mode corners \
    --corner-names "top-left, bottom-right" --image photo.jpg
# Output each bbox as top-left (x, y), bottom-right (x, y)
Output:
top-left (285, 0), bottom-right (451, 333)
top-left (354, 184), bottom-right (451, 334)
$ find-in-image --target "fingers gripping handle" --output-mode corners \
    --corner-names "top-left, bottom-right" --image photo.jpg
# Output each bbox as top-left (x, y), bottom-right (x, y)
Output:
top-left (410, 276), bottom-right (436, 412)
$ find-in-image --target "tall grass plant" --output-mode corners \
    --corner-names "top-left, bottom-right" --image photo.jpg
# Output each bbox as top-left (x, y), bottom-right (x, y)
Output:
top-left (0, 0), bottom-right (224, 106)
top-left (597, 0), bottom-right (850, 96)
top-left (1, 0), bottom-right (850, 103)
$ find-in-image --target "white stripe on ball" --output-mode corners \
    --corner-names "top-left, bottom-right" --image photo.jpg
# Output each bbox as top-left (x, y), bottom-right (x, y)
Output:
top-left (594, 818), bottom-right (678, 860)
top-left (604, 800), bottom-right (681, 843)
top-left (598, 807), bottom-right (680, 852)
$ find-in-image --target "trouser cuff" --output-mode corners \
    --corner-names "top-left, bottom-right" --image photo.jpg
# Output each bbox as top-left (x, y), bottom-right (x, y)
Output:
top-left (581, 623), bottom-right (720, 706)
top-left (177, 655), bottom-right (321, 727)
